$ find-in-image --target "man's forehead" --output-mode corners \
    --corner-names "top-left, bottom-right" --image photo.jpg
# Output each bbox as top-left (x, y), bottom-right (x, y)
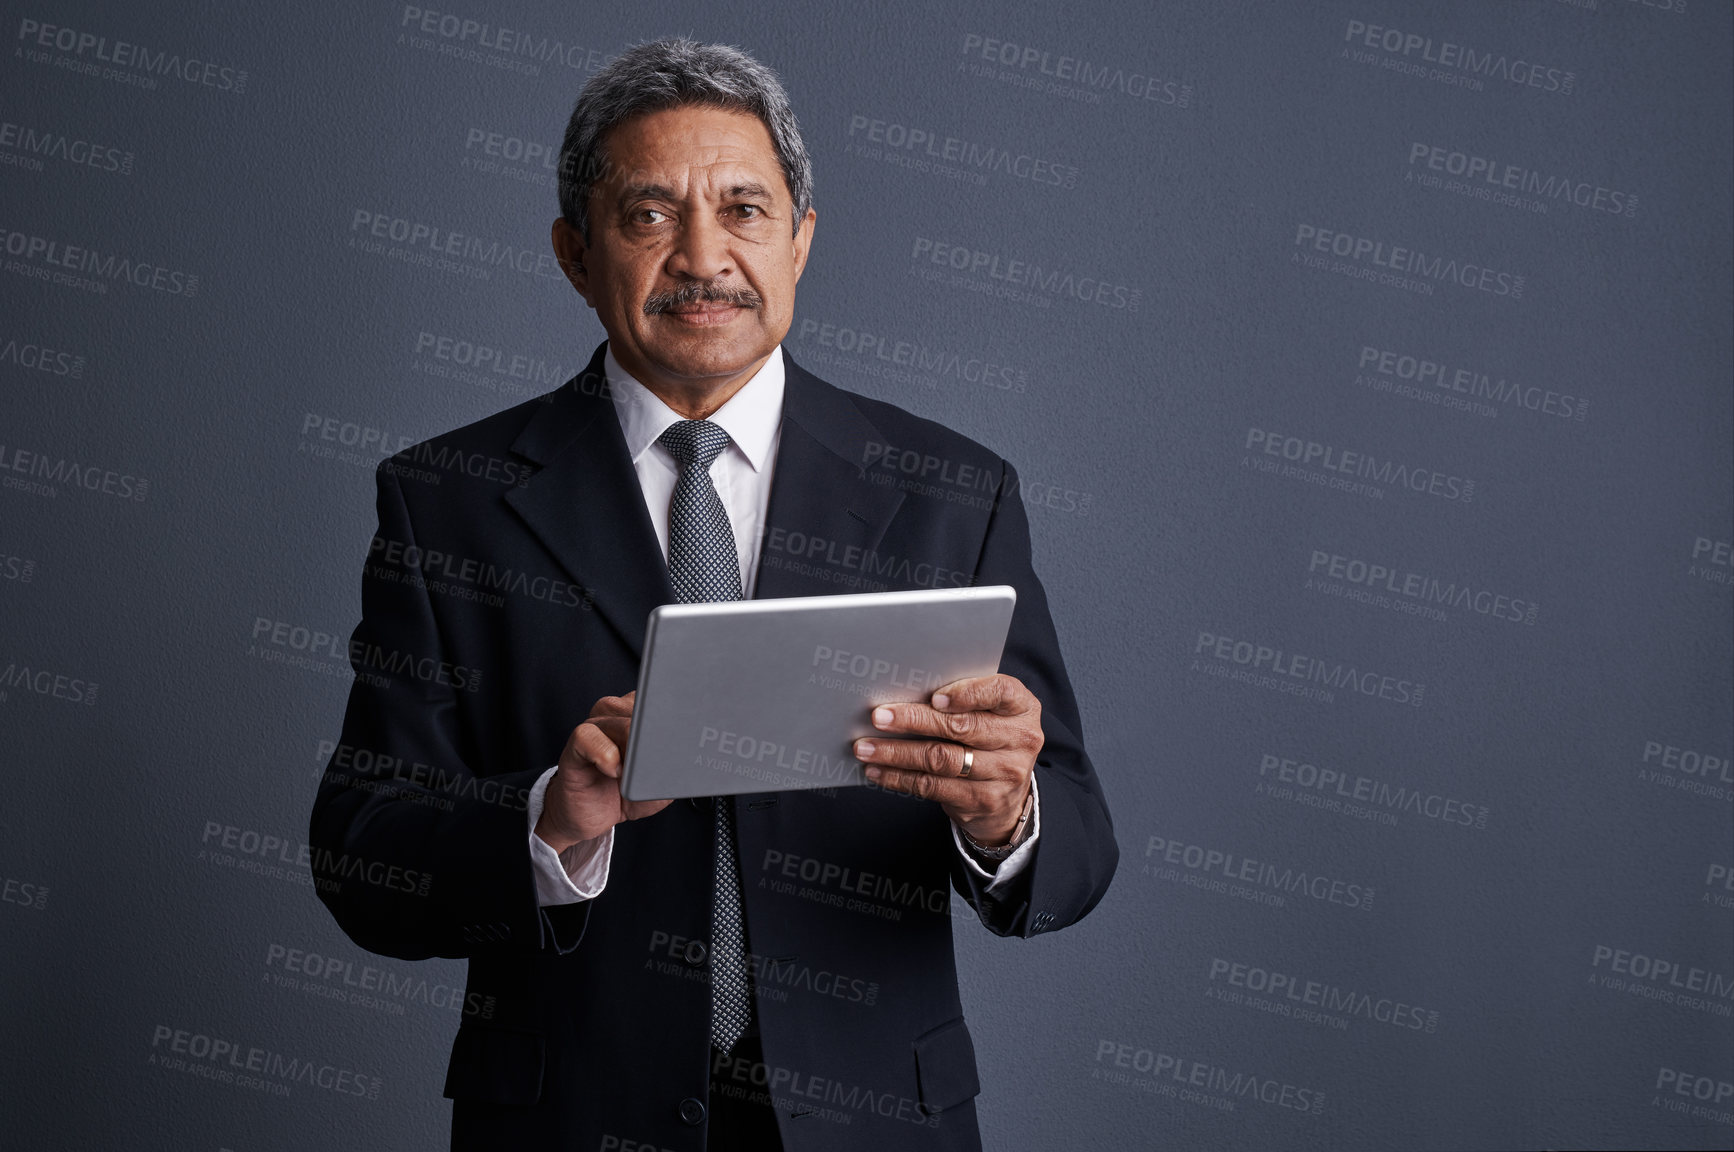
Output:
top-left (603, 109), bottom-right (780, 189)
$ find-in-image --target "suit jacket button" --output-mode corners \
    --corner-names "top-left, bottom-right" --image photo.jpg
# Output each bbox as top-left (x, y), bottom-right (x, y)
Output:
top-left (678, 1097), bottom-right (706, 1126)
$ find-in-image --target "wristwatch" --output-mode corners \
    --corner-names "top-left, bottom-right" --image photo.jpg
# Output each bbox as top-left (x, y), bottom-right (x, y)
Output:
top-left (962, 786), bottom-right (1035, 862)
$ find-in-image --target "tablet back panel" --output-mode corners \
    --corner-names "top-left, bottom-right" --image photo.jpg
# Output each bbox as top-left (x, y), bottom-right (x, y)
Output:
top-left (621, 585), bottom-right (1016, 800)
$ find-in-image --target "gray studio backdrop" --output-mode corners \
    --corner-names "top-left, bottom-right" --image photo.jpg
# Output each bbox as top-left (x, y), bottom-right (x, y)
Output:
top-left (3, 0), bottom-right (1730, 1149)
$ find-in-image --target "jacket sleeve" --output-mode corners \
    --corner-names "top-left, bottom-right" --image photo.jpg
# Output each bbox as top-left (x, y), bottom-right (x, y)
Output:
top-left (949, 459), bottom-right (1119, 937)
top-left (308, 462), bottom-right (587, 961)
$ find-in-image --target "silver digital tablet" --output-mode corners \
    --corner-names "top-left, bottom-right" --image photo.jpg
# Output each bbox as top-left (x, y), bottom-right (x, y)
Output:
top-left (620, 585), bottom-right (1017, 801)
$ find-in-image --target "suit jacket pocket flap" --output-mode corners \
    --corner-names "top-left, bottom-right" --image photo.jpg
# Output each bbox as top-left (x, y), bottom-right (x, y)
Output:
top-left (443, 1024), bottom-right (545, 1107)
top-left (913, 1017), bottom-right (981, 1113)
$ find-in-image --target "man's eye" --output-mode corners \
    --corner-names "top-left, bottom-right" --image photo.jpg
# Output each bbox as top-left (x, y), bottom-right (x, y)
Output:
top-left (732, 205), bottom-right (762, 219)
top-left (635, 208), bottom-right (667, 224)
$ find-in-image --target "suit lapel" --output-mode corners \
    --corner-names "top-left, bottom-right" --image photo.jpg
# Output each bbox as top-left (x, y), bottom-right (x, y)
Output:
top-left (505, 342), bottom-right (908, 657)
top-left (506, 343), bottom-right (674, 660)
top-left (753, 348), bottom-right (906, 600)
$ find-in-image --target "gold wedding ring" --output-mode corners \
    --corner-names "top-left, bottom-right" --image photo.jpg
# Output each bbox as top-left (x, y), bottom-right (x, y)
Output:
top-left (959, 750), bottom-right (974, 777)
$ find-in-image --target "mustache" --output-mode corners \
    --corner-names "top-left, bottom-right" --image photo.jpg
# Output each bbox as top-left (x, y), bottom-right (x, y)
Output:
top-left (643, 281), bottom-right (763, 315)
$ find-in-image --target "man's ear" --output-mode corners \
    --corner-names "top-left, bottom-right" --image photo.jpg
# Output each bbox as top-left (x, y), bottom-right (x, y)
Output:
top-left (791, 207), bottom-right (816, 282)
top-left (551, 217), bottom-right (593, 306)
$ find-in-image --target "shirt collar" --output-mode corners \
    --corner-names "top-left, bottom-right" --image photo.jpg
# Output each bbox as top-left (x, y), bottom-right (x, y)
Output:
top-left (606, 344), bottom-right (785, 473)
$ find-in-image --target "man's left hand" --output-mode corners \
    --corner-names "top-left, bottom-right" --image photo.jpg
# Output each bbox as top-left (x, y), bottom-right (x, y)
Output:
top-left (852, 674), bottom-right (1043, 847)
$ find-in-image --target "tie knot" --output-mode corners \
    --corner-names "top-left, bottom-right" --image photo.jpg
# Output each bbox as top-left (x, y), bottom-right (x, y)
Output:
top-left (658, 419), bottom-right (731, 471)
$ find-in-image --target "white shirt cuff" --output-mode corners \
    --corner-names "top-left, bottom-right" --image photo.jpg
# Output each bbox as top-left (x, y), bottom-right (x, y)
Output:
top-left (951, 771), bottom-right (1042, 892)
top-left (527, 764), bottom-right (614, 905)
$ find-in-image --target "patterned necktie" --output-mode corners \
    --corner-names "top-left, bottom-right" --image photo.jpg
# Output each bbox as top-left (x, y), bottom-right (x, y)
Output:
top-left (657, 420), bottom-right (752, 1054)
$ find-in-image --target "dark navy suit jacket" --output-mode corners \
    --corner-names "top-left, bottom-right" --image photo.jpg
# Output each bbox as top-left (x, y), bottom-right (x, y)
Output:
top-left (309, 341), bottom-right (1117, 1151)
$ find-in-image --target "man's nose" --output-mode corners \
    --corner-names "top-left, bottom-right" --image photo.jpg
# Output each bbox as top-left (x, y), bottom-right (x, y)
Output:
top-left (666, 211), bottom-right (735, 282)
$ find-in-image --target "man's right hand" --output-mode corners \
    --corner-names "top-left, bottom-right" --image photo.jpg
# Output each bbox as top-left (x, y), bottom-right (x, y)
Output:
top-left (534, 692), bottom-right (671, 853)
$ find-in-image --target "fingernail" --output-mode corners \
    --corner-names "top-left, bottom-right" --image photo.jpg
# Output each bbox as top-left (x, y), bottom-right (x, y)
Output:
top-left (873, 707), bottom-right (893, 728)
top-left (932, 693), bottom-right (950, 710)
top-left (864, 767), bottom-right (881, 780)
top-left (855, 740), bottom-right (875, 757)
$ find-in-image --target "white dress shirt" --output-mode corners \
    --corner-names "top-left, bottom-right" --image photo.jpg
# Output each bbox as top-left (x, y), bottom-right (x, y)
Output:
top-left (525, 344), bottom-right (1041, 905)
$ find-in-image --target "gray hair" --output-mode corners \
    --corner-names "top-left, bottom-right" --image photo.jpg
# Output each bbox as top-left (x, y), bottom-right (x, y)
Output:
top-left (556, 38), bottom-right (813, 243)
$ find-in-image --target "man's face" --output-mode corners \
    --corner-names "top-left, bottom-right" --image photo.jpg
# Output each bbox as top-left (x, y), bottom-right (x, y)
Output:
top-left (554, 104), bottom-right (815, 393)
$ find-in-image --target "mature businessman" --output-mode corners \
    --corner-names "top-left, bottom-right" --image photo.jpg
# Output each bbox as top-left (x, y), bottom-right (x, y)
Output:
top-left (311, 38), bottom-right (1116, 1152)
